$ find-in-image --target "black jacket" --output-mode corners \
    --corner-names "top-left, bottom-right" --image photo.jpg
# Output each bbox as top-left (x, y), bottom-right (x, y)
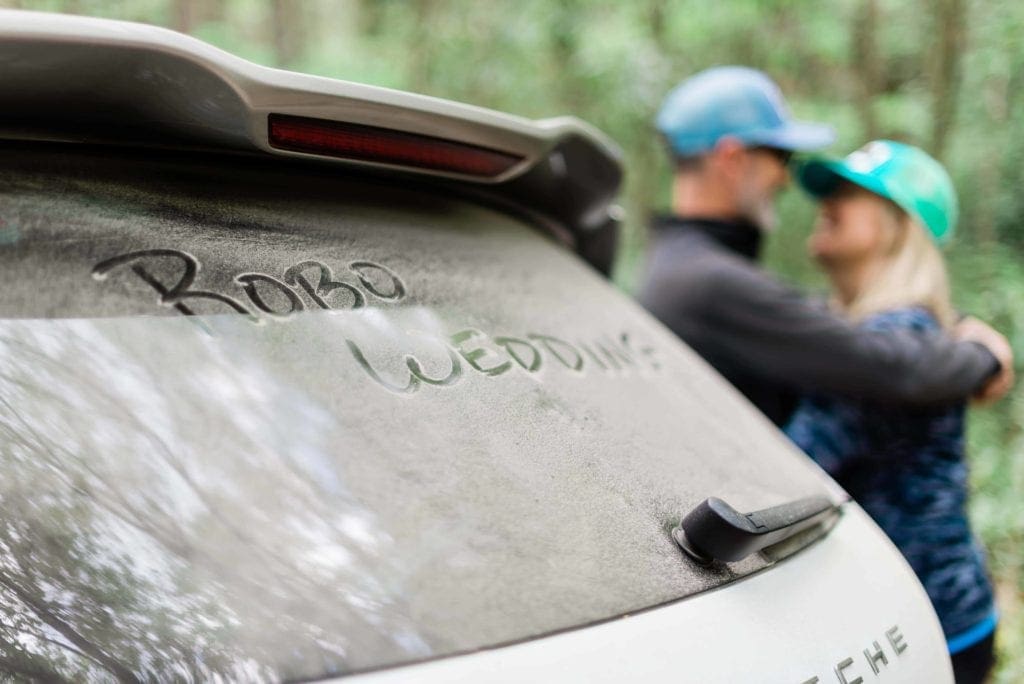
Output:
top-left (637, 216), bottom-right (999, 425)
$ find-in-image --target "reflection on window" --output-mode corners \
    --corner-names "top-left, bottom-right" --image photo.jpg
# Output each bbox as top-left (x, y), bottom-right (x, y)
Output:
top-left (0, 321), bottom-right (430, 681)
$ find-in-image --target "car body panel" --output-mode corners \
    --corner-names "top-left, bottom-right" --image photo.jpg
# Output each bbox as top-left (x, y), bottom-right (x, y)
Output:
top-left (348, 507), bottom-right (953, 683)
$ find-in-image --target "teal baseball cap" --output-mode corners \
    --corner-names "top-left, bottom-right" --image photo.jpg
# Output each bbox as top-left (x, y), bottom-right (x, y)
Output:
top-left (657, 66), bottom-right (835, 157)
top-left (796, 140), bottom-right (958, 245)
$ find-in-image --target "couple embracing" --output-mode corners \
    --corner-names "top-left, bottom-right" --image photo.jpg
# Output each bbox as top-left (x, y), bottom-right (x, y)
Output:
top-left (639, 67), bottom-right (1010, 683)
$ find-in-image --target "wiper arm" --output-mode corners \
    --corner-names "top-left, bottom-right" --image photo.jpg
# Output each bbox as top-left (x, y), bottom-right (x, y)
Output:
top-left (672, 495), bottom-right (841, 565)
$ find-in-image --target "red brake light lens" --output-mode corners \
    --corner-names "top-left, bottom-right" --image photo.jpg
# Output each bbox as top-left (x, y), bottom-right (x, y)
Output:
top-left (268, 114), bottom-right (523, 179)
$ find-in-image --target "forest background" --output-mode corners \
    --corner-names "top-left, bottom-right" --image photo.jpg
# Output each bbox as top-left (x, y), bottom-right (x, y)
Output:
top-left (2, 0), bottom-right (1022, 679)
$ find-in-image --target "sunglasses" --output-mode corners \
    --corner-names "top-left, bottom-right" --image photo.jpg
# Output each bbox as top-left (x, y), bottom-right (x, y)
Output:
top-left (751, 146), bottom-right (794, 166)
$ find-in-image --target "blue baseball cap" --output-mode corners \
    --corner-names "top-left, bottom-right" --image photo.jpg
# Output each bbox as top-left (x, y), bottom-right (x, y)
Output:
top-left (657, 66), bottom-right (835, 157)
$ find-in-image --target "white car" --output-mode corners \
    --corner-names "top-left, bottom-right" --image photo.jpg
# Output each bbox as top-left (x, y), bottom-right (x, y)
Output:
top-left (0, 10), bottom-right (952, 683)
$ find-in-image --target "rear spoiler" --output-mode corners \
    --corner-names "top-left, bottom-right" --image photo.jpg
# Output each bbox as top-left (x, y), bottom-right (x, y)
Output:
top-left (0, 10), bottom-right (623, 272)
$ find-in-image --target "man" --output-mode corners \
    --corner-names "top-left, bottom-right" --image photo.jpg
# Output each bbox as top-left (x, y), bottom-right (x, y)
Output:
top-left (638, 66), bottom-right (1013, 425)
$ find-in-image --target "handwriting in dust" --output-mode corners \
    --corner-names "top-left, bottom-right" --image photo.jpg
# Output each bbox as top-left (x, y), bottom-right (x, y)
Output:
top-left (93, 249), bottom-right (661, 394)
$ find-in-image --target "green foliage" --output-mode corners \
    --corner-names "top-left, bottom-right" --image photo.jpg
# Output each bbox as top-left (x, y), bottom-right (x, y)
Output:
top-left (1, 0), bottom-right (1022, 678)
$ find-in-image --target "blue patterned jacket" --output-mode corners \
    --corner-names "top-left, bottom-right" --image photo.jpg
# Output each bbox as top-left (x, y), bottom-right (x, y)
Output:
top-left (785, 307), bottom-right (996, 652)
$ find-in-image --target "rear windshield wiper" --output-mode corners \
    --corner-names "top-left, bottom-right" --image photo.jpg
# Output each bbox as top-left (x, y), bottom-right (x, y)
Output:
top-left (672, 495), bottom-right (841, 565)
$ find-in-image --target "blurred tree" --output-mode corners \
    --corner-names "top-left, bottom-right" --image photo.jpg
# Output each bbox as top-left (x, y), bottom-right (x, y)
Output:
top-left (172, 0), bottom-right (194, 32)
top-left (271, 0), bottom-right (305, 67)
top-left (852, 0), bottom-right (881, 139)
top-left (929, 0), bottom-right (966, 160)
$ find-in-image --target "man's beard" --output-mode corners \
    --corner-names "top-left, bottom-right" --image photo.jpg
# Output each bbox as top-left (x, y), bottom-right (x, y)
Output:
top-left (737, 186), bottom-right (779, 233)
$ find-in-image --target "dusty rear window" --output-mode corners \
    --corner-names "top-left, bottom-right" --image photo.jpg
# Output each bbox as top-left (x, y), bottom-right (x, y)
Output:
top-left (0, 147), bottom-right (831, 681)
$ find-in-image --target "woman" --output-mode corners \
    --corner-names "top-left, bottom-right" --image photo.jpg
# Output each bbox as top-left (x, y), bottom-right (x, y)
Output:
top-left (785, 140), bottom-right (998, 683)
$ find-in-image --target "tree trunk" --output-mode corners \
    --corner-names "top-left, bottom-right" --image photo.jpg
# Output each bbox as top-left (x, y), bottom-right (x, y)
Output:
top-left (272, 0), bottom-right (306, 69)
top-left (196, 0), bottom-right (225, 25)
top-left (172, 0), bottom-right (195, 33)
top-left (851, 0), bottom-right (881, 140)
top-left (356, 0), bottom-right (387, 36)
top-left (407, 0), bottom-right (437, 93)
top-left (929, 0), bottom-right (966, 160)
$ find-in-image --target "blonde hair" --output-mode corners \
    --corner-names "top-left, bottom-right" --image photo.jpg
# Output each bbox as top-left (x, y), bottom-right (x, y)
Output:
top-left (840, 205), bottom-right (956, 329)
